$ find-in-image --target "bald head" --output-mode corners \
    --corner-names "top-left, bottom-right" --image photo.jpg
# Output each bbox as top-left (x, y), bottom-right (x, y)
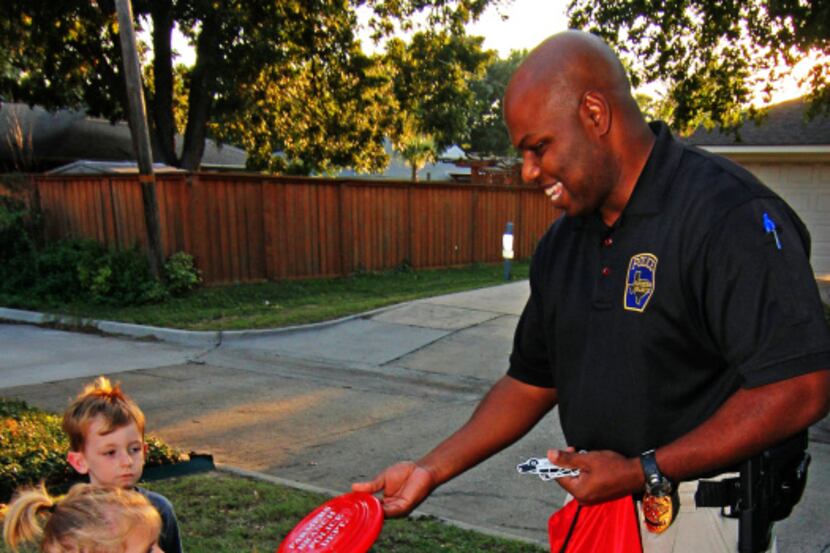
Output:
top-left (506, 30), bottom-right (634, 115)
top-left (503, 31), bottom-right (655, 225)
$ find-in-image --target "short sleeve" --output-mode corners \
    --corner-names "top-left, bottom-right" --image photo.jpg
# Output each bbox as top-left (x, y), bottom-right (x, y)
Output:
top-left (696, 199), bottom-right (830, 388)
top-left (507, 261), bottom-right (556, 388)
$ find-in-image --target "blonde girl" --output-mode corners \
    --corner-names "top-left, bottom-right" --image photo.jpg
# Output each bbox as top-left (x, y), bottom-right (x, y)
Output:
top-left (3, 483), bottom-right (162, 553)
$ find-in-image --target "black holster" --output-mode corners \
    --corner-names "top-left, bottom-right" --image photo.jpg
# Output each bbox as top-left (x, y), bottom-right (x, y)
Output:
top-left (739, 431), bottom-right (811, 553)
top-left (694, 431), bottom-right (811, 553)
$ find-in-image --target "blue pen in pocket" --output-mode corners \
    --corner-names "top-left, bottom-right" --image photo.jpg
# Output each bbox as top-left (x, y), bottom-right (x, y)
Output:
top-left (763, 212), bottom-right (782, 250)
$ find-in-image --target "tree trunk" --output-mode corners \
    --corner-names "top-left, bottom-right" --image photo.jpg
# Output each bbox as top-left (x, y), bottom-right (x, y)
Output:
top-left (180, 15), bottom-right (221, 171)
top-left (150, 0), bottom-right (177, 166)
top-left (411, 163), bottom-right (418, 182)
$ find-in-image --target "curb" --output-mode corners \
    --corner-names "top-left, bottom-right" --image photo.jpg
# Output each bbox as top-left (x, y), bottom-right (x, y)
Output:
top-left (3, 279), bottom-right (824, 348)
top-left (213, 464), bottom-right (548, 548)
top-left (0, 303), bottom-right (402, 348)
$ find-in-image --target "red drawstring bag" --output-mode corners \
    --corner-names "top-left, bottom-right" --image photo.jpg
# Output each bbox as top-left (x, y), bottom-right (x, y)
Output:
top-left (548, 495), bottom-right (642, 553)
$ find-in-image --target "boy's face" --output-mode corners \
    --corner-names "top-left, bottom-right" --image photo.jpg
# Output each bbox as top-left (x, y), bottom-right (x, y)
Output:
top-left (67, 415), bottom-right (147, 488)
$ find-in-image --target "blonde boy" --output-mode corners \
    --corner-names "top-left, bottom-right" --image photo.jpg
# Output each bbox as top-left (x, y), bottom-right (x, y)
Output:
top-left (63, 376), bottom-right (183, 553)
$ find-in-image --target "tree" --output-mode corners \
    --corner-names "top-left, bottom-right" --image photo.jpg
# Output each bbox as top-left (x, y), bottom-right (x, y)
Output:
top-left (465, 49), bottom-right (526, 158)
top-left (1, 0), bottom-right (501, 172)
top-left (567, 0), bottom-right (830, 134)
top-left (383, 30), bottom-right (493, 180)
top-left (1, 104), bottom-right (36, 172)
top-left (397, 121), bottom-right (438, 182)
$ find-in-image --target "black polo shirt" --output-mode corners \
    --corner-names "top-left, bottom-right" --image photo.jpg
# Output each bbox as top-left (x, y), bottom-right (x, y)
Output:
top-left (508, 121), bottom-right (830, 457)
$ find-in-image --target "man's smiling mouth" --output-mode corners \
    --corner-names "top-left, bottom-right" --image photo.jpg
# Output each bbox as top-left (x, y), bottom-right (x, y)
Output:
top-left (544, 182), bottom-right (563, 201)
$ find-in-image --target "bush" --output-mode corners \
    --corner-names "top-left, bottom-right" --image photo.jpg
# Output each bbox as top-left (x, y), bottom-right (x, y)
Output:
top-left (0, 198), bottom-right (39, 293)
top-left (0, 399), bottom-right (182, 503)
top-left (30, 239), bottom-right (108, 302)
top-left (164, 251), bottom-right (202, 295)
top-left (80, 244), bottom-right (169, 305)
top-left (0, 201), bottom-right (203, 306)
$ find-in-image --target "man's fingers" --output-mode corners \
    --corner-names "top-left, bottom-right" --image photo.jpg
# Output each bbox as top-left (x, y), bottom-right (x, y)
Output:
top-left (547, 448), bottom-right (575, 466)
top-left (351, 473), bottom-right (385, 494)
top-left (381, 497), bottom-right (411, 518)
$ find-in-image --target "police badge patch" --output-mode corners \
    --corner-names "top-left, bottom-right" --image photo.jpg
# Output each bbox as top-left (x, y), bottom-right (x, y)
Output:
top-left (624, 253), bottom-right (657, 312)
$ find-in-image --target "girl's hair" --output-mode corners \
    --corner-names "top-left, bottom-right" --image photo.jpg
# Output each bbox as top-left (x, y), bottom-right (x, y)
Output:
top-left (63, 376), bottom-right (146, 451)
top-left (3, 483), bottom-right (161, 553)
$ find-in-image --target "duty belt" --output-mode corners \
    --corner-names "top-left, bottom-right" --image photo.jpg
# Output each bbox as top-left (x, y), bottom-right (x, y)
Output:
top-left (694, 477), bottom-right (742, 514)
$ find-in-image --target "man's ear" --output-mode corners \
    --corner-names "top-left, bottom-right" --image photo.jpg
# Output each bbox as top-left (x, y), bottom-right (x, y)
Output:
top-left (67, 451), bottom-right (89, 475)
top-left (143, 442), bottom-right (149, 460)
top-left (580, 90), bottom-right (611, 136)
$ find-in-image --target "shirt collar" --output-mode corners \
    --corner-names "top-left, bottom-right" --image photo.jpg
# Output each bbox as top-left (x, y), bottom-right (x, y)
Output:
top-left (623, 121), bottom-right (683, 216)
top-left (573, 121), bottom-right (683, 231)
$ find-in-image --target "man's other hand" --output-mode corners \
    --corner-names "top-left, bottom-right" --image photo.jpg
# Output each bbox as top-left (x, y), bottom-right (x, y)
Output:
top-left (547, 448), bottom-right (644, 504)
top-left (352, 461), bottom-right (437, 518)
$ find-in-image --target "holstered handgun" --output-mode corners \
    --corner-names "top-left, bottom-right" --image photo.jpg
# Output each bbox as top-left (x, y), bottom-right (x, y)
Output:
top-left (737, 431), bottom-right (810, 553)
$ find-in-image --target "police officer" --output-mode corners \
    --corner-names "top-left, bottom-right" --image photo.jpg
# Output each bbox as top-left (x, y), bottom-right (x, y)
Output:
top-left (353, 31), bottom-right (830, 552)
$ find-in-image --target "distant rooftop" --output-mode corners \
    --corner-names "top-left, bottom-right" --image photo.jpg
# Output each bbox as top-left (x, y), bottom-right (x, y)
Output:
top-left (0, 103), bottom-right (247, 172)
top-left (682, 98), bottom-right (830, 147)
top-left (46, 160), bottom-right (185, 175)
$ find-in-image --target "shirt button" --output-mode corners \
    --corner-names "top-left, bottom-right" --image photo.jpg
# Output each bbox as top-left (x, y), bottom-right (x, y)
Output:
top-left (601, 266), bottom-right (611, 276)
top-left (603, 237), bottom-right (613, 247)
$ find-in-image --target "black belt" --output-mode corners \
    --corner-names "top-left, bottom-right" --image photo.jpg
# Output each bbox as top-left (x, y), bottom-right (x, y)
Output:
top-left (694, 477), bottom-right (742, 513)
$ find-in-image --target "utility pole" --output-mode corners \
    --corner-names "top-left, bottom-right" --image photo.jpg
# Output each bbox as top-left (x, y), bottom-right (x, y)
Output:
top-left (115, 0), bottom-right (165, 278)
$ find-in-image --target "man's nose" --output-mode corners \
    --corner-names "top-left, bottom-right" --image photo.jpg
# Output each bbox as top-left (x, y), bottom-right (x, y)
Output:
top-left (118, 451), bottom-right (133, 466)
top-left (521, 152), bottom-right (540, 184)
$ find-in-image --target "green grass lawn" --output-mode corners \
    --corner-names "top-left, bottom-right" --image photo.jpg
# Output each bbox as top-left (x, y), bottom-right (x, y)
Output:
top-left (0, 262), bottom-right (529, 330)
top-left (0, 400), bottom-right (546, 553)
top-left (144, 472), bottom-right (547, 553)
top-left (0, 471), bottom-right (547, 553)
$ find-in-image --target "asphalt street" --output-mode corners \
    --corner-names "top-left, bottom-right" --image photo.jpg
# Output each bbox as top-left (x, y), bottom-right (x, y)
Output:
top-left (2, 280), bottom-right (829, 551)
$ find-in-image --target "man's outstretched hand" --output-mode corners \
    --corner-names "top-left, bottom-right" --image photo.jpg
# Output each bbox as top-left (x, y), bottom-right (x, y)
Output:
top-left (352, 461), bottom-right (437, 518)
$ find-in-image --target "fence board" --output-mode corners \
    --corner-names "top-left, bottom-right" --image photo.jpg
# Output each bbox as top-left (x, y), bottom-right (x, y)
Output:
top-left (24, 173), bottom-right (559, 285)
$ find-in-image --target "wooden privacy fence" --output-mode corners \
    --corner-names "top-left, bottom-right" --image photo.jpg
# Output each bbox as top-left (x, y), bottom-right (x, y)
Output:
top-left (20, 173), bottom-right (560, 285)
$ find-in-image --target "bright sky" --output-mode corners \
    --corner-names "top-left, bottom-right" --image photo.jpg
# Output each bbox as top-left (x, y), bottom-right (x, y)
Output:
top-left (464, 0), bottom-right (569, 57)
top-left (170, 0), bottom-right (813, 106)
top-left (355, 0), bottom-right (568, 57)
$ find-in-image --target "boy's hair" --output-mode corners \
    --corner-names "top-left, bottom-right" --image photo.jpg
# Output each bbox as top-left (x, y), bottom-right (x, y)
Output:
top-left (63, 376), bottom-right (146, 451)
top-left (2, 483), bottom-right (161, 553)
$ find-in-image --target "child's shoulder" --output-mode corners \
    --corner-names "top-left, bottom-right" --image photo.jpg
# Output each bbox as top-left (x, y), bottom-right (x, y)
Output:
top-left (135, 487), bottom-right (176, 513)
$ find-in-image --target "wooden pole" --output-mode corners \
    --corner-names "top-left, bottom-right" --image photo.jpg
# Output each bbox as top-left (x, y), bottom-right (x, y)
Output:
top-left (115, 0), bottom-right (165, 278)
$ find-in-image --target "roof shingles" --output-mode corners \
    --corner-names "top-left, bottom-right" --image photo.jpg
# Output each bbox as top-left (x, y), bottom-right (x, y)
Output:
top-left (681, 98), bottom-right (830, 147)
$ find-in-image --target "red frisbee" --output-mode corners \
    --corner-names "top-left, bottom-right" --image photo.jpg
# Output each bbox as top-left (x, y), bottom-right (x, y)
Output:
top-left (277, 492), bottom-right (384, 553)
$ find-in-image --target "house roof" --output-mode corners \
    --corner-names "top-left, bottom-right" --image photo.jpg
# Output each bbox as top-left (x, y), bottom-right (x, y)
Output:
top-left (45, 160), bottom-right (185, 175)
top-left (0, 103), bottom-right (247, 172)
top-left (337, 141), bottom-right (470, 181)
top-left (682, 98), bottom-right (830, 147)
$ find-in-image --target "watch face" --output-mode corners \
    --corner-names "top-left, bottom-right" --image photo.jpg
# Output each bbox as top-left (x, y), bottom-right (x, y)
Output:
top-left (647, 477), bottom-right (672, 496)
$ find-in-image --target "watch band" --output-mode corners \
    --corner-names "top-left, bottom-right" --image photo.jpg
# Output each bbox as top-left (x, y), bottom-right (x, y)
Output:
top-left (640, 449), bottom-right (665, 492)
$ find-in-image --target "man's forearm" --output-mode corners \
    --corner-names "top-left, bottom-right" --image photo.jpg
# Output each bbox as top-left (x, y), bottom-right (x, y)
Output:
top-left (657, 369), bottom-right (830, 483)
top-left (418, 375), bottom-right (558, 487)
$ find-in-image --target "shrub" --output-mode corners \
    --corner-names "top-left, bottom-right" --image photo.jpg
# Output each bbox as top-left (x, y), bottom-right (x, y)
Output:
top-left (30, 239), bottom-right (108, 302)
top-left (0, 199), bottom-right (203, 306)
top-left (79, 244), bottom-right (168, 305)
top-left (0, 198), bottom-right (38, 293)
top-left (0, 399), bottom-right (182, 503)
top-left (164, 251), bottom-right (202, 295)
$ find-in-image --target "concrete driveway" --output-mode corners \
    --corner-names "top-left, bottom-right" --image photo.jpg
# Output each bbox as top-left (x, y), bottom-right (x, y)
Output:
top-left (2, 280), bottom-right (828, 550)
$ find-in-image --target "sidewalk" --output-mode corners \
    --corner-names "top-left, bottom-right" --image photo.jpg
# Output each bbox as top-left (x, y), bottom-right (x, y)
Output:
top-left (2, 280), bottom-right (829, 551)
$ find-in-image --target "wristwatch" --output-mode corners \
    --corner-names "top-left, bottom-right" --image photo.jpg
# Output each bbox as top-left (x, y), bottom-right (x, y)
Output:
top-left (640, 449), bottom-right (672, 496)
top-left (640, 449), bottom-right (676, 534)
